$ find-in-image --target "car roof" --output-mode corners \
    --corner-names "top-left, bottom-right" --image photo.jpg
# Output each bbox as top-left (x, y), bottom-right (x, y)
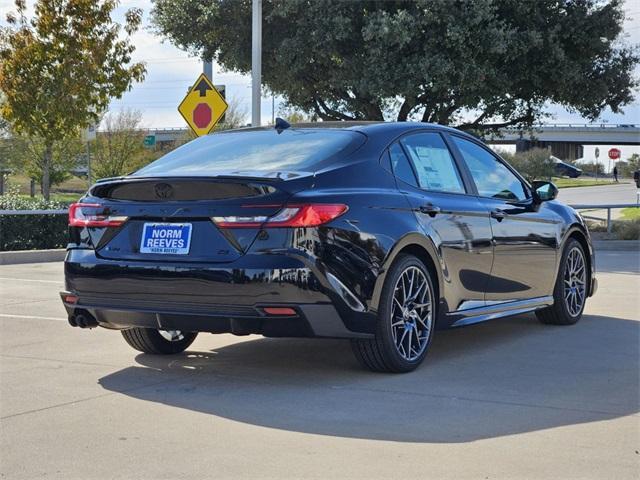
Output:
top-left (225, 121), bottom-right (479, 142)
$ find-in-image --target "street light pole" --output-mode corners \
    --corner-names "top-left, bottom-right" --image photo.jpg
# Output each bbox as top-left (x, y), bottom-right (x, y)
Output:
top-left (251, 0), bottom-right (262, 127)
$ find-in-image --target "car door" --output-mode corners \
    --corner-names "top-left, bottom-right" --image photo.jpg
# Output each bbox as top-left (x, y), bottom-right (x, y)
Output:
top-left (448, 135), bottom-right (560, 302)
top-left (388, 131), bottom-right (494, 313)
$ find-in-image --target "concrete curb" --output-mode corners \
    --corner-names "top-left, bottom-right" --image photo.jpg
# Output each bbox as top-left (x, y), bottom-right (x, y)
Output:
top-left (0, 249), bottom-right (66, 265)
top-left (592, 240), bottom-right (640, 251)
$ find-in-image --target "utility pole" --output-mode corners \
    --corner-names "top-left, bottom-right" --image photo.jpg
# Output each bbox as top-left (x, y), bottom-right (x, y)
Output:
top-left (203, 60), bottom-right (213, 82)
top-left (251, 0), bottom-right (262, 127)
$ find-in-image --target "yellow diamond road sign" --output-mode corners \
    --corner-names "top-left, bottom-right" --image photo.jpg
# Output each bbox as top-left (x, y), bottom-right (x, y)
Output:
top-left (178, 73), bottom-right (228, 136)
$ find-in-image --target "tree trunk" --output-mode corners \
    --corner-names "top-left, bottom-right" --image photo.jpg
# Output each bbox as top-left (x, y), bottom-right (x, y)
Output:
top-left (42, 142), bottom-right (52, 201)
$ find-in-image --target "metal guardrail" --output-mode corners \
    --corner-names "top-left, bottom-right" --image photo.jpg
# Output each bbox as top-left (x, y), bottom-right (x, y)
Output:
top-left (1, 204), bottom-right (638, 234)
top-left (0, 209), bottom-right (68, 215)
top-left (569, 203), bottom-right (639, 234)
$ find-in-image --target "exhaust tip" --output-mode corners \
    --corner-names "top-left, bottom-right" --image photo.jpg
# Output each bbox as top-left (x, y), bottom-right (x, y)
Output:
top-left (69, 310), bottom-right (99, 329)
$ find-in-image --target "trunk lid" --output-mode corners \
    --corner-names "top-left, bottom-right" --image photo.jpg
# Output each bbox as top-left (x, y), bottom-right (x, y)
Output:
top-left (87, 176), bottom-right (302, 263)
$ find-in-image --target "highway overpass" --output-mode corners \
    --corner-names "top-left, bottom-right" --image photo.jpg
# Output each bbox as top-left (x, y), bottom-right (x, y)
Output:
top-left (487, 124), bottom-right (639, 145)
top-left (487, 124), bottom-right (639, 161)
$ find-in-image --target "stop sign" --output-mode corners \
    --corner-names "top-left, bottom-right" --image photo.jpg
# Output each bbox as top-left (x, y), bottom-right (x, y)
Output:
top-left (608, 148), bottom-right (621, 160)
top-left (192, 103), bottom-right (212, 129)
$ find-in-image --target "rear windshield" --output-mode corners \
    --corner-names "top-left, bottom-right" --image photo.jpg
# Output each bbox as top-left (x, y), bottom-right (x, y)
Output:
top-left (133, 129), bottom-right (365, 177)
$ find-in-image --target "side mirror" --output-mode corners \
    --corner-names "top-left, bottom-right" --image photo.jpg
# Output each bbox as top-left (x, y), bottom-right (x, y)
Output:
top-left (532, 180), bottom-right (558, 202)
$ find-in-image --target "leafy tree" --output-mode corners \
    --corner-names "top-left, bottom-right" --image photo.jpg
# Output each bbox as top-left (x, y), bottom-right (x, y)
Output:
top-left (0, 0), bottom-right (146, 199)
top-left (218, 96), bottom-right (249, 129)
top-left (1, 131), bottom-right (83, 190)
top-left (499, 148), bottom-right (555, 182)
top-left (616, 154), bottom-right (640, 178)
top-left (21, 135), bottom-right (84, 190)
top-left (91, 109), bottom-right (147, 180)
top-left (278, 107), bottom-right (317, 124)
top-left (152, 0), bottom-right (638, 130)
top-left (580, 161), bottom-right (605, 176)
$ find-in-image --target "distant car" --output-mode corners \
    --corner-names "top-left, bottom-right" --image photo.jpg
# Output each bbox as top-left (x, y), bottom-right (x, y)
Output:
top-left (552, 156), bottom-right (582, 178)
top-left (61, 122), bottom-right (597, 373)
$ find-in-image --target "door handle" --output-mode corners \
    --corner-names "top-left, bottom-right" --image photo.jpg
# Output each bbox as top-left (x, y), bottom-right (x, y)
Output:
top-left (419, 203), bottom-right (441, 217)
top-left (490, 208), bottom-right (506, 221)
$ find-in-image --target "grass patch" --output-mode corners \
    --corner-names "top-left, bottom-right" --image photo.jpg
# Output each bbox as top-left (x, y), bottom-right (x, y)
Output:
top-left (5, 173), bottom-right (87, 194)
top-left (552, 177), bottom-right (612, 188)
top-left (16, 193), bottom-right (82, 205)
top-left (621, 207), bottom-right (640, 220)
top-left (2, 173), bottom-right (86, 206)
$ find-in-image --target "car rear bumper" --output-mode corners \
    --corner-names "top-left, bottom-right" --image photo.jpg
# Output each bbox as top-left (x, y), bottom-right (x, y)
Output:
top-left (62, 248), bottom-right (375, 338)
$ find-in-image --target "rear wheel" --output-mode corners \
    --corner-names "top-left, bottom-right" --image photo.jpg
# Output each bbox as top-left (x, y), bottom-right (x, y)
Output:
top-left (536, 238), bottom-right (588, 325)
top-left (351, 254), bottom-right (436, 373)
top-left (121, 328), bottom-right (197, 354)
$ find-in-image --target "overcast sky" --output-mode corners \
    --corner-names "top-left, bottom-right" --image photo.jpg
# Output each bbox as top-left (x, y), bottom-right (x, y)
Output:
top-left (1, 0), bottom-right (639, 163)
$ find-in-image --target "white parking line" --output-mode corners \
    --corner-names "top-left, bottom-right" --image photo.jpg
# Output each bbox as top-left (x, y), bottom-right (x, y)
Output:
top-left (0, 277), bottom-right (62, 284)
top-left (0, 313), bottom-right (66, 322)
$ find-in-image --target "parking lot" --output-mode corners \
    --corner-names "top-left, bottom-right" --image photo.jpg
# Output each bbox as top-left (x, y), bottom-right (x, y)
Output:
top-left (1, 251), bottom-right (638, 479)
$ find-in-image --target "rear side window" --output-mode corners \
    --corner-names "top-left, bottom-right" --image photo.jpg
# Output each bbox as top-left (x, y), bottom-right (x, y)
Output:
top-left (400, 133), bottom-right (466, 194)
top-left (133, 129), bottom-right (365, 177)
top-left (389, 143), bottom-right (418, 187)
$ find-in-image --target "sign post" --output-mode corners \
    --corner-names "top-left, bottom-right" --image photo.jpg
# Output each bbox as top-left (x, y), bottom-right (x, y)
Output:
top-left (594, 147), bottom-right (599, 182)
top-left (178, 73), bottom-right (228, 137)
top-left (252, 0), bottom-right (262, 126)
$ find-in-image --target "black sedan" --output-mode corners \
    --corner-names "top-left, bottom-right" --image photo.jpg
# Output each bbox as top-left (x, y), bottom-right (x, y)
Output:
top-left (61, 122), bottom-right (597, 372)
top-left (552, 156), bottom-right (583, 178)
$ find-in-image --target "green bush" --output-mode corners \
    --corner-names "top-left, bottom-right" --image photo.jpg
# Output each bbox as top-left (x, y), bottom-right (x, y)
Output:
top-left (498, 148), bottom-right (555, 182)
top-left (0, 185), bottom-right (68, 251)
top-left (586, 218), bottom-right (640, 241)
top-left (612, 218), bottom-right (640, 240)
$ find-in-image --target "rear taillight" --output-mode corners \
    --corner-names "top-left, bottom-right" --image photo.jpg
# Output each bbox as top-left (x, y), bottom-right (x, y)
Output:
top-left (213, 204), bottom-right (348, 229)
top-left (68, 203), bottom-right (128, 227)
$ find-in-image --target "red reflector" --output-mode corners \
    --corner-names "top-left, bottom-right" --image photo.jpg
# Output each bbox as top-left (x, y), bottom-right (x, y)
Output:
top-left (69, 203), bottom-right (127, 228)
top-left (262, 307), bottom-right (297, 316)
top-left (63, 294), bottom-right (79, 304)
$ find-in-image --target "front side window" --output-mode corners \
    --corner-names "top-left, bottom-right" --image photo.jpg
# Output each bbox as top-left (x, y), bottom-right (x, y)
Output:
top-left (399, 133), bottom-right (466, 194)
top-left (451, 136), bottom-right (528, 202)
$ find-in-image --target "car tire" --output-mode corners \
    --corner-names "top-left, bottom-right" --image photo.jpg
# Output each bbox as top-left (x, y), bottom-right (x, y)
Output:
top-left (351, 254), bottom-right (436, 373)
top-left (536, 238), bottom-right (588, 325)
top-left (121, 327), bottom-right (197, 354)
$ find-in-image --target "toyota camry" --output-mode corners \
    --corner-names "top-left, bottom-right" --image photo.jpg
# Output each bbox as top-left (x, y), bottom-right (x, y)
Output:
top-left (61, 121), bottom-right (597, 372)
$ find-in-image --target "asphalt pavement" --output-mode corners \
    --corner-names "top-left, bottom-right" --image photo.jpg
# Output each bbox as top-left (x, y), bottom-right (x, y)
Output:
top-left (0, 254), bottom-right (639, 479)
top-left (558, 182), bottom-right (639, 206)
top-left (557, 182), bottom-right (639, 221)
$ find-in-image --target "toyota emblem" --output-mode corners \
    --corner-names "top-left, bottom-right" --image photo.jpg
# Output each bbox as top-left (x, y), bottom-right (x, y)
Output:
top-left (154, 183), bottom-right (174, 199)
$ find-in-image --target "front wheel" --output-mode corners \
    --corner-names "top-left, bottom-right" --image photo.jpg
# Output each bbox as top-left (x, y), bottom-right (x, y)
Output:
top-left (536, 238), bottom-right (588, 325)
top-left (351, 254), bottom-right (436, 373)
top-left (121, 328), bottom-right (197, 354)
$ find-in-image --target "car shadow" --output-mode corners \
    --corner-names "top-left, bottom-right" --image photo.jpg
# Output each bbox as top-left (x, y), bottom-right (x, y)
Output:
top-left (98, 313), bottom-right (639, 443)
